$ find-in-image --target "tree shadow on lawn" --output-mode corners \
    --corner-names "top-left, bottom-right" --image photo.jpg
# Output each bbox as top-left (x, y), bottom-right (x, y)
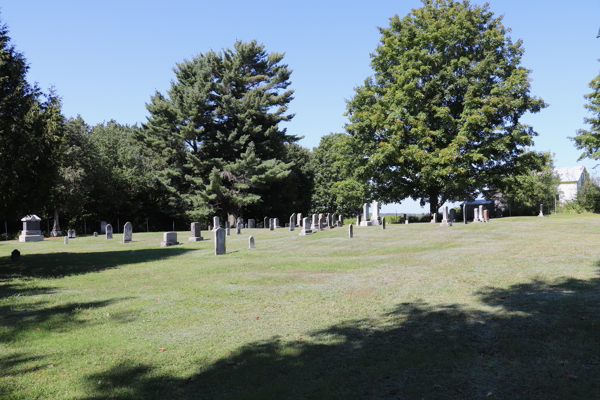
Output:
top-left (78, 271), bottom-right (600, 400)
top-left (0, 247), bottom-right (197, 279)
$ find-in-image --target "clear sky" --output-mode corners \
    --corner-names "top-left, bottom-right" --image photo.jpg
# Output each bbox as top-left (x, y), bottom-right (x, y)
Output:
top-left (3, 0), bottom-right (599, 213)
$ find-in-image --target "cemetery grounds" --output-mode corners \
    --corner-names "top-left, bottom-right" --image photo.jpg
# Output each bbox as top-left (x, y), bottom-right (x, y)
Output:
top-left (1, 214), bottom-right (600, 399)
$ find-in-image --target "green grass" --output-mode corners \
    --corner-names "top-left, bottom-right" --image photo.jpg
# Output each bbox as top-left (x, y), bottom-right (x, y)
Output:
top-left (1, 215), bottom-right (600, 399)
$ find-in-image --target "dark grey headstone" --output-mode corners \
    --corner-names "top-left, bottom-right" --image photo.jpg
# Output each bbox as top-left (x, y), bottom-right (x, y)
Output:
top-left (214, 228), bottom-right (226, 255)
top-left (11, 249), bottom-right (20, 261)
top-left (349, 224), bottom-right (353, 238)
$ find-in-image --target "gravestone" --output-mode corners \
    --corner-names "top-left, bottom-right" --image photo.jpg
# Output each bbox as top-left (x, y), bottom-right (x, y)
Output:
top-left (371, 201), bottom-right (381, 225)
top-left (214, 227), bottom-right (226, 255)
top-left (123, 222), bottom-right (132, 243)
top-left (311, 214), bottom-right (319, 231)
top-left (297, 213), bottom-right (302, 227)
top-left (248, 235), bottom-right (255, 248)
top-left (360, 203), bottom-right (372, 226)
top-left (237, 217), bottom-right (244, 226)
top-left (462, 204), bottom-right (468, 225)
top-left (11, 249), bottom-right (20, 261)
top-left (225, 221), bottom-right (231, 236)
top-left (473, 208), bottom-right (479, 223)
top-left (289, 214), bottom-right (295, 231)
top-left (189, 222), bottom-right (204, 241)
top-left (331, 213), bottom-right (337, 228)
top-left (93, 232), bottom-right (98, 237)
top-left (483, 210), bottom-right (489, 222)
top-left (348, 224), bottom-right (353, 238)
top-left (213, 216), bottom-right (220, 230)
top-left (337, 214), bottom-right (343, 227)
top-left (161, 232), bottom-right (178, 247)
top-left (318, 217), bottom-right (325, 231)
top-left (68, 229), bottom-right (76, 238)
top-left (430, 213), bottom-right (437, 223)
top-left (356, 215), bottom-right (360, 225)
top-left (269, 218), bottom-right (274, 231)
top-left (382, 217), bottom-right (386, 229)
top-left (538, 204), bottom-right (544, 217)
top-left (105, 224), bottom-right (113, 239)
top-left (479, 205), bottom-right (484, 222)
top-left (244, 224), bottom-right (247, 229)
top-left (208, 225), bottom-right (212, 231)
top-left (299, 217), bottom-right (312, 235)
top-left (449, 209), bottom-right (456, 223)
top-left (274, 218), bottom-right (280, 228)
top-left (236, 223), bottom-right (242, 235)
top-left (248, 219), bottom-right (256, 229)
top-left (440, 206), bottom-right (452, 227)
top-left (100, 221), bottom-right (108, 234)
top-left (19, 215), bottom-right (44, 242)
top-left (405, 219), bottom-right (409, 224)
top-left (264, 217), bottom-right (269, 229)
top-left (64, 236), bottom-right (68, 244)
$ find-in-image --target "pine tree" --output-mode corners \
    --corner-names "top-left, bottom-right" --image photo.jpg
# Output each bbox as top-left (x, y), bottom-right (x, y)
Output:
top-left (143, 40), bottom-right (298, 221)
top-left (0, 20), bottom-right (65, 219)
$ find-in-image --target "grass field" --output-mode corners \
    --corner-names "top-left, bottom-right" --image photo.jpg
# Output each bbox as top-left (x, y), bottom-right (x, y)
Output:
top-left (1, 215), bottom-right (600, 399)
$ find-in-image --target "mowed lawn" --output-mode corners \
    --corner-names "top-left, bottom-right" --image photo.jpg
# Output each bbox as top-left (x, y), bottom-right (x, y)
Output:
top-left (1, 215), bottom-right (600, 400)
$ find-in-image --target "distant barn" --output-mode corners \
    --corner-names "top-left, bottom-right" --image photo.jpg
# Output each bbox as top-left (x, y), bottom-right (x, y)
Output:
top-left (555, 166), bottom-right (586, 204)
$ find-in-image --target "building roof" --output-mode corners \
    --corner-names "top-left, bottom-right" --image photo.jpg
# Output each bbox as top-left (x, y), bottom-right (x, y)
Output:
top-left (461, 200), bottom-right (493, 205)
top-left (555, 166), bottom-right (585, 183)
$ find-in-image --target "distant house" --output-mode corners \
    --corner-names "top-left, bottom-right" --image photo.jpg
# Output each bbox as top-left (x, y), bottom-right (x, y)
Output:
top-left (554, 166), bottom-right (586, 204)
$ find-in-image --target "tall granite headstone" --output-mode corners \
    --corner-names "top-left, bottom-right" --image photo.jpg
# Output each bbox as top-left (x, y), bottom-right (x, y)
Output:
top-left (248, 219), bottom-right (256, 229)
top-left (348, 223), bottom-right (353, 238)
top-left (123, 222), bottom-right (132, 243)
top-left (106, 224), bottom-right (113, 239)
top-left (189, 222), bottom-right (204, 241)
top-left (214, 227), bottom-right (226, 255)
top-left (300, 217), bottom-right (312, 236)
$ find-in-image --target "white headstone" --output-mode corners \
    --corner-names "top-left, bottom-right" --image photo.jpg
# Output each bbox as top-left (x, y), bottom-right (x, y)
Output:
top-left (213, 216), bottom-right (220, 230)
top-left (248, 235), bottom-right (255, 248)
top-left (64, 236), bottom-right (68, 244)
top-left (161, 232), bottom-right (177, 247)
top-left (123, 222), bottom-right (132, 242)
top-left (300, 217), bottom-right (312, 235)
top-left (440, 206), bottom-right (452, 227)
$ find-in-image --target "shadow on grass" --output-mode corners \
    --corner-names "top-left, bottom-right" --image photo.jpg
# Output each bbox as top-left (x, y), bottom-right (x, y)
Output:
top-left (76, 273), bottom-right (600, 400)
top-left (0, 247), bottom-right (197, 279)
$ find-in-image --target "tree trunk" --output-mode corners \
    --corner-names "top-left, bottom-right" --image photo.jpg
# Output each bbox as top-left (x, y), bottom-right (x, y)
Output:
top-left (51, 209), bottom-right (62, 237)
top-left (429, 194), bottom-right (439, 216)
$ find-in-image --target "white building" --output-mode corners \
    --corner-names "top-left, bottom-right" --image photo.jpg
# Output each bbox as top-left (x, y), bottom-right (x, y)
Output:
top-left (555, 166), bottom-right (586, 204)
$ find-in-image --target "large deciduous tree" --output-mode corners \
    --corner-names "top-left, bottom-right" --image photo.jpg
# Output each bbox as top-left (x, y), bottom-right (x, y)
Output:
top-left (143, 40), bottom-right (298, 222)
top-left (345, 0), bottom-right (547, 214)
top-left (570, 67), bottom-right (600, 164)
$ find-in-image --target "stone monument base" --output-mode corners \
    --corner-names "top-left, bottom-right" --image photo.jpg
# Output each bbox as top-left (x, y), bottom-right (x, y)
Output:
top-left (19, 234), bottom-right (44, 242)
top-left (189, 237), bottom-right (204, 242)
top-left (360, 221), bottom-right (373, 227)
top-left (160, 241), bottom-right (179, 247)
top-left (440, 221), bottom-right (452, 227)
top-left (299, 230), bottom-right (312, 236)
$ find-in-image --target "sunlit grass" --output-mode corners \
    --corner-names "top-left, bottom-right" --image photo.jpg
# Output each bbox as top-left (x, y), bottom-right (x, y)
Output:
top-left (2, 214), bottom-right (600, 399)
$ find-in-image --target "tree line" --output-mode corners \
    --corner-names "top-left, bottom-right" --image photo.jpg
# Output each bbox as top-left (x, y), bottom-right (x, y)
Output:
top-left (2, 0), bottom-right (599, 234)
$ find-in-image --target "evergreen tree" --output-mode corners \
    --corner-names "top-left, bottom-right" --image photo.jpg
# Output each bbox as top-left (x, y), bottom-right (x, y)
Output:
top-left (0, 20), bottom-right (65, 219)
top-left (570, 67), bottom-right (600, 163)
top-left (345, 0), bottom-right (547, 214)
top-left (143, 40), bottom-right (298, 222)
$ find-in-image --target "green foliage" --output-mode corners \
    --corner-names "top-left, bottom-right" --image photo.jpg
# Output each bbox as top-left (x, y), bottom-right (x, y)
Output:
top-left (0, 21), bottom-right (66, 219)
top-left (570, 67), bottom-right (600, 161)
top-left (143, 40), bottom-right (298, 222)
top-left (573, 175), bottom-right (600, 213)
top-left (344, 0), bottom-right (547, 214)
top-left (311, 133), bottom-right (367, 216)
top-left (490, 151), bottom-right (559, 216)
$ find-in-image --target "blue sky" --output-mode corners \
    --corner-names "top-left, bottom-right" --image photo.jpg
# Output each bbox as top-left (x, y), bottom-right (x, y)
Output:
top-left (3, 0), bottom-right (599, 213)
